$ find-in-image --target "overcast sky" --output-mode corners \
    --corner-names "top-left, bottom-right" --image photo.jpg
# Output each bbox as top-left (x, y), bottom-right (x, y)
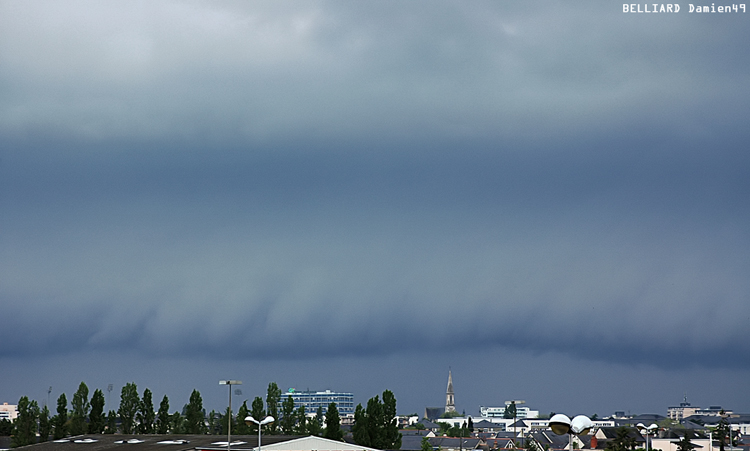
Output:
top-left (1, 0), bottom-right (749, 419)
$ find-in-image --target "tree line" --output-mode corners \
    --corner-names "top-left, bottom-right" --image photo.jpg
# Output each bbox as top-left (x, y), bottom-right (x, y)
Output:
top-left (3, 383), bottom-right (401, 450)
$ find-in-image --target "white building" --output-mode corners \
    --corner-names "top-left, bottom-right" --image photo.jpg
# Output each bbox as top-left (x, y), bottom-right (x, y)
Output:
top-left (0, 403), bottom-right (18, 421)
top-left (479, 405), bottom-right (539, 419)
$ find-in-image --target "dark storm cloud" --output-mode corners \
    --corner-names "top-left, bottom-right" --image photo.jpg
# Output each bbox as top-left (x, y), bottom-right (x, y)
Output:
top-left (1, 0), bottom-right (749, 382)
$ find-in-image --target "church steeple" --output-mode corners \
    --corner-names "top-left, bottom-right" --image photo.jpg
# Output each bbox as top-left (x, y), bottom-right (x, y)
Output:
top-left (445, 369), bottom-right (456, 413)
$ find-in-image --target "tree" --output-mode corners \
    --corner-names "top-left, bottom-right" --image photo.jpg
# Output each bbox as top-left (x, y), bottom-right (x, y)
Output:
top-left (219, 407), bottom-right (233, 435)
top-left (53, 393), bottom-right (68, 439)
top-left (104, 410), bottom-right (117, 434)
top-left (70, 382), bottom-right (90, 435)
top-left (138, 388), bottom-right (155, 434)
top-left (209, 410), bottom-right (220, 435)
top-left (0, 419), bottom-right (13, 436)
top-left (280, 395), bottom-right (296, 434)
top-left (295, 405), bottom-right (307, 435)
top-left (676, 431), bottom-right (696, 451)
top-left (118, 383), bottom-right (140, 434)
top-left (352, 391), bottom-right (401, 450)
top-left (39, 405), bottom-right (52, 442)
top-left (307, 406), bottom-right (323, 437)
top-left (171, 411), bottom-right (185, 434)
top-left (12, 396), bottom-right (39, 447)
top-left (324, 402), bottom-right (343, 441)
top-left (421, 437), bottom-right (433, 451)
top-left (381, 390), bottom-right (401, 450)
top-left (185, 389), bottom-right (206, 434)
top-left (266, 383), bottom-right (282, 435)
top-left (89, 389), bottom-right (106, 434)
top-left (504, 401), bottom-right (517, 420)
top-left (156, 395), bottom-right (171, 434)
top-left (606, 427), bottom-right (637, 451)
top-left (250, 396), bottom-right (266, 433)
top-left (234, 401), bottom-right (250, 435)
top-left (714, 412), bottom-right (730, 451)
top-left (353, 404), bottom-right (370, 446)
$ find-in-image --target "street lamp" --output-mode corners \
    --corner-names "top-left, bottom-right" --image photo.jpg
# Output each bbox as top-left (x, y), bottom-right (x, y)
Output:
top-left (245, 415), bottom-right (275, 451)
top-left (637, 423), bottom-right (658, 451)
top-left (220, 380), bottom-right (243, 451)
top-left (550, 414), bottom-right (594, 450)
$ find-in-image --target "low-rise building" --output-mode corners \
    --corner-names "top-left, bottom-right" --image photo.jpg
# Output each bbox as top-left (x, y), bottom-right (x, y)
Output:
top-left (0, 403), bottom-right (18, 421)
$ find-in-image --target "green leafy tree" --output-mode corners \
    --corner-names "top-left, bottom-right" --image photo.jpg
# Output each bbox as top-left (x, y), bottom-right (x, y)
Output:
top-left (307, 406), bottom-right (323, 437)
top-left (0, 418), bottom-right (13, 436)
top-left (70, 382), bottom-right (90, 435)
top-left (280, 395), bottom-right (296, 434)
top-left (266, 383), bottom-right (282, 435)
top-left (382, 390), bottom-right (401, 450)
top-left (714, 413), bottom-right (730, 451)
top-left (0, 420), bottom-right (11, 436)
top-left (421, 437), bottom-right (433, 451)
top-left (606, 427), bottom-right (637, 451)
top-left (89, 389), bottom-right (106, 434)
top-left (171, 411), bottom-right (185, 434)
top-left (219, 407), bottom-right (234, 435)
top-left (185, 389), bottom-right (206, 434)
top-left (104, 410), bottom-right (117, 434)
top-left (250, 396), bottom-right (266, 433)
top-left (138, 388), bottom-right (155, 434)
top-left (39, 405), bottom-right (52, 442)
top-left (209, 410), bottom-right (219, 435)
top-left (53, 393), bottom-right (68, 439)
top-left (324, 402), bottom-right (343, 441)
top-left (156, 395), bottom-right (171, 434)
top-left (294, 405), bottom-right (307, 435)
top-left (676, 431), bottom-right (696, 451)
top-left (353, 404), bottom-right (370, 446)
top-left (12, 396), bottom-right (39, 447)
top-left (235, 401), bottom-right (250, 435)
top-left (504, 401), bottom-right (517, 420)
top-left (118, 383), bottom-right (140, 434)
top-left (352, 391), bottom-right (401, 450)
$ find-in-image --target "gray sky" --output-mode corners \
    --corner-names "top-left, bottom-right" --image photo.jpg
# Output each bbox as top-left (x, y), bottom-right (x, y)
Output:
top-left (1, 1), bottom-right (749, 418)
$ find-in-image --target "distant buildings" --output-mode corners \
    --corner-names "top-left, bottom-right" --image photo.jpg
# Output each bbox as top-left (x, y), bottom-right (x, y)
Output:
top-left (279, 389), bottom-right (354, 417)
top-left (668, 395), bottom-right (699, 420)
top-left (0, 402), bottom-right (18, 421)
top-left (667, 395), bottom-right (732, 421)
top-left (479, 404), bottom-right (540, 419)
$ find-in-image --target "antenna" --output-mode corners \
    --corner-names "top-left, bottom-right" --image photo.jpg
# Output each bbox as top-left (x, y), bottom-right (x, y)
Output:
top-left (47, 386), bottom-right (52, 408)
top-left (107, 384), bottom-right (113, 408)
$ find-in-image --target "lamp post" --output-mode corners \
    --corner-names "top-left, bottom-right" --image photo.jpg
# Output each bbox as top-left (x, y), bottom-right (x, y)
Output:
top-left (637, 423), bottom-right (658, 451)
top-left (245, 415), bottom-right (275, 451)
top-left (550, 414), bottom-right (593, 451)
top-left (220, 380), bottom-right (243, 451)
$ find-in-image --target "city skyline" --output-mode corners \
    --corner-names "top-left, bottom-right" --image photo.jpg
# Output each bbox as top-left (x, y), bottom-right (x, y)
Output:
top-left (1, 1), bottom-right (749, 419)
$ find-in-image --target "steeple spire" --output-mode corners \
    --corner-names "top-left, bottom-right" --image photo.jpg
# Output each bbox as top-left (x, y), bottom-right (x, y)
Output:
top-left (445, 369), bottom-right (456, 413)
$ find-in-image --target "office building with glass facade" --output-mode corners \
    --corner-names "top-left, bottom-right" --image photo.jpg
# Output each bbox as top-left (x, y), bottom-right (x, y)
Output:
top-left (280, 389), bottom-right (355, 416)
